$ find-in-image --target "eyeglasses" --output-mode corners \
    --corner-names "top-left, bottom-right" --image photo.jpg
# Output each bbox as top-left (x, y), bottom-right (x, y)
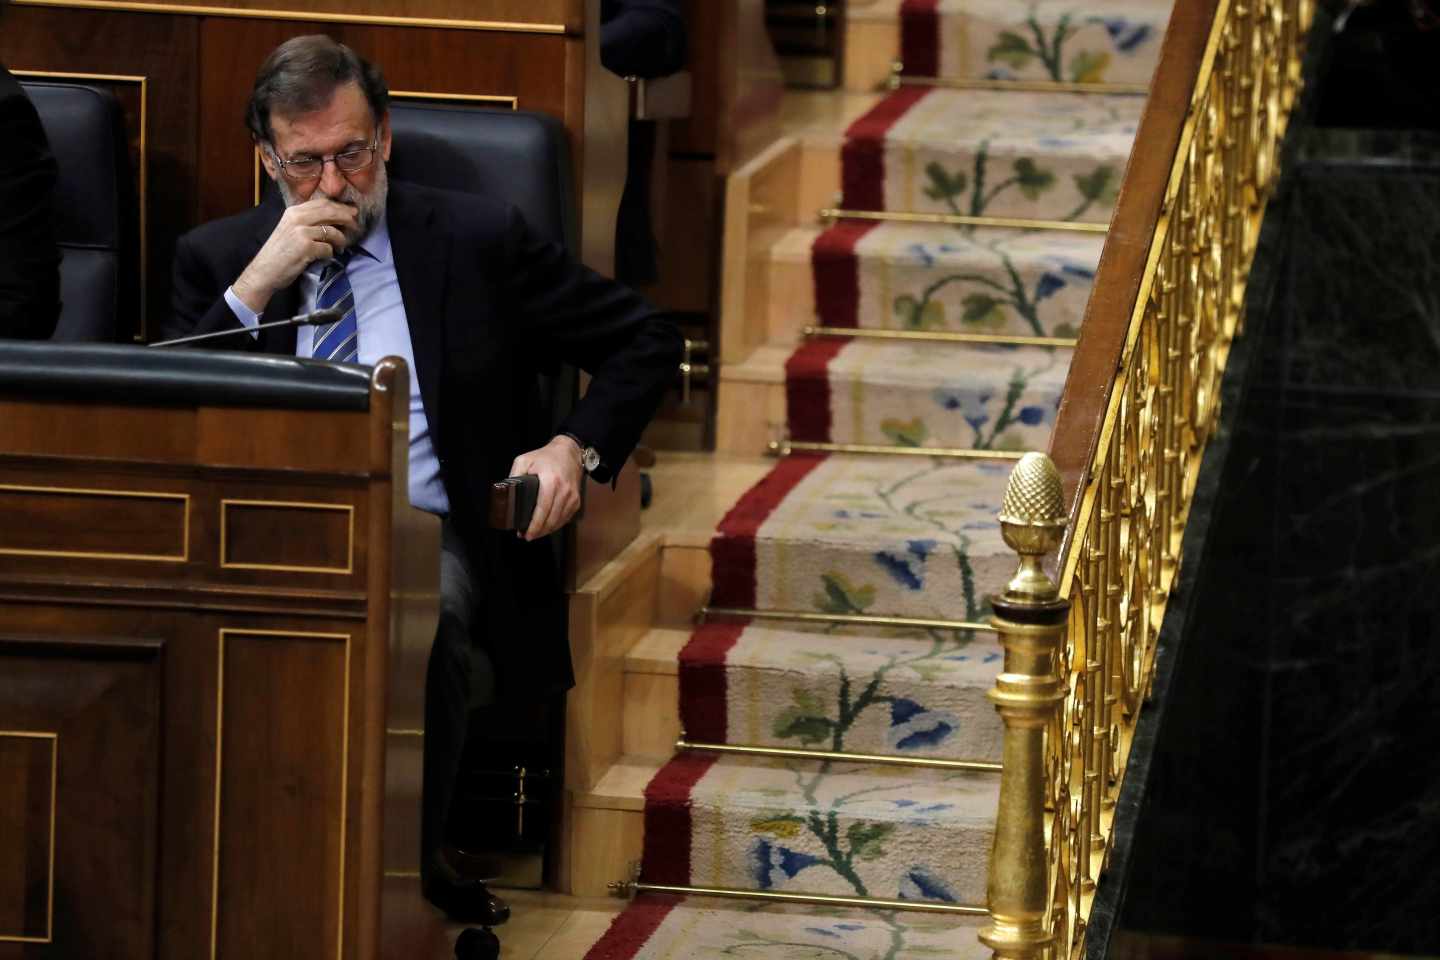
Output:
top-left (269, 137), bottom-right (379, 181)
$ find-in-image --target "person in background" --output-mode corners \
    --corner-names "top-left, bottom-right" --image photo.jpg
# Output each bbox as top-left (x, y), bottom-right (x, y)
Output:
top-left (602, 0), bottom-right (686, 286)
top-left (0, 0), bottom-right (62, 339)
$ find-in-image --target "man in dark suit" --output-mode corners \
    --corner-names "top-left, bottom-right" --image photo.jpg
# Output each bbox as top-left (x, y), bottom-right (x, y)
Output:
top-left (169, 35), bottom-right (683, 927)
top-left (0, 0), bottom-right (62, 338)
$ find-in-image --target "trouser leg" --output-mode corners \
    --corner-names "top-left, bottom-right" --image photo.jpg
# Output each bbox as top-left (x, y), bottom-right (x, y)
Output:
top-left (420, 522), bottom-right (496, 876)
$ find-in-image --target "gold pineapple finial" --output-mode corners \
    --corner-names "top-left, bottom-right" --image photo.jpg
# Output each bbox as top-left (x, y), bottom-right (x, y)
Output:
top-left (996, 452), bottom-right (1067, 604)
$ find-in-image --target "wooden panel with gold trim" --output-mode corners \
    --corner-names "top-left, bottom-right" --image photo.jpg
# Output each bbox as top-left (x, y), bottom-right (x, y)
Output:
top-left (0, 732), bottom-right (57, 945)
top-left (200, 16), bottom-right (574, 225)
top-left (212, 628), bottom-right (352, 960)
top-left (252, 88), bottom-right (520, 205)
top-left (0, 483), bottom-right (190, 564)
top-left (219, 499), bottom-right (355, 575)
top-left (0, 634), bottom-right (163, 959)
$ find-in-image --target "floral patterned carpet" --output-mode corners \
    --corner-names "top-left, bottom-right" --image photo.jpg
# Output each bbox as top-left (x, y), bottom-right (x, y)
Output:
top-left (584, 2), bottom-right (1170, 957)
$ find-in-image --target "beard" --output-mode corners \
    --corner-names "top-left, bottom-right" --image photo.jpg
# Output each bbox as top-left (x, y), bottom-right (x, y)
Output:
top-left (278, 160), bottom-right (388, 247)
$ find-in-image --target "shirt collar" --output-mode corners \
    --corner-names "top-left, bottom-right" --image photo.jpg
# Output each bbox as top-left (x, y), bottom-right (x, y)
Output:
top-left (357, 210), bottom-right (392, 264)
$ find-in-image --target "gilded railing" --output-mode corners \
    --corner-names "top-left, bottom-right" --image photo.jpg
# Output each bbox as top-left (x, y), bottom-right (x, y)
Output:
top-left (982, 0), bottom-right (1314, 957)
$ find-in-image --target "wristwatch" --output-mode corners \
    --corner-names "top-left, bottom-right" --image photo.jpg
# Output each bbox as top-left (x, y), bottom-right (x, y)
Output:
top-left (561, 433), bottom-right (602, 475)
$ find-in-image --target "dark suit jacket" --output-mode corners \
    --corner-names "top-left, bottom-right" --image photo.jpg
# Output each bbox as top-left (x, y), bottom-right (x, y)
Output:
top-left (170, 179), bottom-right (683, 693)
top-left (0, 65), bottom-right (61, 339)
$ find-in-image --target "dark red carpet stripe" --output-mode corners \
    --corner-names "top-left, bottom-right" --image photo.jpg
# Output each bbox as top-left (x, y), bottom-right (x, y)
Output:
top-left (678, 618), bottom-right (750, 744)
top-left (581, 894), bottom-right (685, 960)
top-left (641, 753), bottom-right (720, 885)
top-left (812, 220), bottom-right (879, 330)
top-left (785, 339), bottom-right (849, 443)
top-left (900, 0), bottom-right (941, 78)
top-left (840, 85), bottom-right (931, 210)
top-left (709, 454), bottom-right (829, 609)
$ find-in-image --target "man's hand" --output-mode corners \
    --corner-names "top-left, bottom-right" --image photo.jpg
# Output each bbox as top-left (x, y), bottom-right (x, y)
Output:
top-left (231, 196), bottom-right (360, 314)
top-left (509, 436), bottom-right (585, 541)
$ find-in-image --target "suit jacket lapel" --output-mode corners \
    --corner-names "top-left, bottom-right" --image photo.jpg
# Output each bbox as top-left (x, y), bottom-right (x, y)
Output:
top-left (388, 181), bottom-right (449, 444)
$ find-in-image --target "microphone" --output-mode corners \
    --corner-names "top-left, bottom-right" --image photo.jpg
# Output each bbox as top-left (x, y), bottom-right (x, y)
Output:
top-left (150, 306), bottom-right (345, 348)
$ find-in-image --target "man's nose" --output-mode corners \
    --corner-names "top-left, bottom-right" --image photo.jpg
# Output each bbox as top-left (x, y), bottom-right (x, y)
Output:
top-left (318, 162), bottom-right (347, 201)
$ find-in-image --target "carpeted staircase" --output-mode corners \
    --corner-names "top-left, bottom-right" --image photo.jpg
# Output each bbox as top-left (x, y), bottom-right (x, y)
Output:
top-left (584, 2), bottom-right (1171, 956)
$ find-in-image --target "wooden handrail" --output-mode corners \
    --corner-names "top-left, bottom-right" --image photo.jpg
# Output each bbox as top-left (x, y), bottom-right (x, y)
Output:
top-left (1047, 0), bottom-right (1221, 561)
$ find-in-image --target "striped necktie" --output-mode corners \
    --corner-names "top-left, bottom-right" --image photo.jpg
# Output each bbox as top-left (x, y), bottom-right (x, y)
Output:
top-left (311, 253), bottom-right (358, 363)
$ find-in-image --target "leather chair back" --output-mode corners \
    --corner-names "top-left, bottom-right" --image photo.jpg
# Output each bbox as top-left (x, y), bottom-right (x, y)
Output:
top-left (388, 103), bottom-right (577, 256)
top-left (22, 82), bottom-right (139, 342)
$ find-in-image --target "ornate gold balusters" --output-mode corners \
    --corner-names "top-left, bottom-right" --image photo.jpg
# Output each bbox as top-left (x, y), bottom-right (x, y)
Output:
top-left (980, 454), bottom-right (1070, 960)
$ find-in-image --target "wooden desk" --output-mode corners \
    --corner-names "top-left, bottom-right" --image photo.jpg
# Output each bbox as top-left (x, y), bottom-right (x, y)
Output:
top-left (0, 349), bottom-right (439, 960)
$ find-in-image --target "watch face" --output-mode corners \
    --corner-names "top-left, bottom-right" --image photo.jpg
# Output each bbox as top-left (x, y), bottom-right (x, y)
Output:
top-left (582, 447), bottom-right (602, 472)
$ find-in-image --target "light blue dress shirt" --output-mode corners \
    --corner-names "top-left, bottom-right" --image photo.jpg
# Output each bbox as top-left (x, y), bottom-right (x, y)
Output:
top-left (223, 214), bottom-right (450, 515)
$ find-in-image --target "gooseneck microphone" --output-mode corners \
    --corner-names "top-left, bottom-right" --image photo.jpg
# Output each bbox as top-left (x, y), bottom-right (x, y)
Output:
top-left (149, 306), bottom-right (345, 348)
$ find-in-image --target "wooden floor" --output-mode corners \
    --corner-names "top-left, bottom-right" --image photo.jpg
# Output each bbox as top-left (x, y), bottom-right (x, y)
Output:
top-left (384, 877), bottom-right (623, 959)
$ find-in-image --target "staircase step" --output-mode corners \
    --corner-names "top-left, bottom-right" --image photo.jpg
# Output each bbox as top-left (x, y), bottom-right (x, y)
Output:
top-left (626, 627), bottom-right (690, 676)
top-left (679, 618), bottom-right (1005, 762)
top-left (579, 756), bottom-right (665, 813)
top-left (813, 220), bottom-right (1103, 337)
top-left (841, 87), bottom-right (1143, 220)
top-left (623, 630), bottom-right (688, 759)
top-left (710, 454), bottom-right (1014, 622)
top-left (899, 0), bottom-right (1171, 85)
top-left (583, 893), bottom-right (988, 959)
top-left (787, 338), bottom-right (1069, 450)
top-left (641, 752), bottom-right (998, 905)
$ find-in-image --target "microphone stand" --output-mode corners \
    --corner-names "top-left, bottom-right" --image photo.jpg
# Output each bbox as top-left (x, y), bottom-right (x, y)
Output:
top-left (149, 306), bottom-right (344, 348)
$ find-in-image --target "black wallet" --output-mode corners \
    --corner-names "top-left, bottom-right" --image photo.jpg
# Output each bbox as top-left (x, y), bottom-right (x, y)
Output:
top-left (489, 474), bottom-right (540, 531)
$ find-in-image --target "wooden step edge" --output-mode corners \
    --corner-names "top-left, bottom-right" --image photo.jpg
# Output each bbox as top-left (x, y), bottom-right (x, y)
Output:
top-left (623, 627), bottom-right (688, 676)
top-left (572, 755), bottom-right (666, 812)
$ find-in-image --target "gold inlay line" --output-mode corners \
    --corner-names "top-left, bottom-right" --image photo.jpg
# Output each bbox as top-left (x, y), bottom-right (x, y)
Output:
top-left (805, 325), bottom-right (1078, 348)
top-left (0, 731), bottom-right (58, 944)
top-left (10, 0), bottom-right (569, 33)
top-left (701, 606), bottom-right (994, 633)
top-left (219, 499), bottom-right (355, 575)
top-left (624, 881), bottom-right (987, 916)
top-left (678, 738), bottom-right (1002, 772)
top-left (12, 70), bottom-right (149, 340)
top-left (769, 439), bottom-right (1026, 461)
top-left (820, 208), bottom-right (1110, 234)
top-left (212, 629), bottom-right (352, 960)
top-left (390, 90), bottom-right (519, 108)
top-left (0, 483), bottom-right (189, 563)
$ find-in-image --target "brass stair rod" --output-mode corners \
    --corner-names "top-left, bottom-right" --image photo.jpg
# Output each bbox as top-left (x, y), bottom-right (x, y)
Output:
top-left (769, 439), bottom-right (1027, 461)
top-left (700, 605), bottom-right (994, 632)
top-left (818, 208), bottom-right (1110, 234)
top-left (805, 325), bottom-right (1079, 348)
top-left (887, 64), bottom-right (1148, 96)
top-left (676, 737), bottom-right (1002, 772)
top-left (980, 453), bottom-right (1071, 959)
top-left (610, 879), bottom-right (988, 916)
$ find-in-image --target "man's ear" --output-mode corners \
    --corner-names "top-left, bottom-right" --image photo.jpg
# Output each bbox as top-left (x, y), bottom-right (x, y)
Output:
top-left (379, 111), bottom-right (392, 163)
top-left (256, 139), bottom-right (279, 181)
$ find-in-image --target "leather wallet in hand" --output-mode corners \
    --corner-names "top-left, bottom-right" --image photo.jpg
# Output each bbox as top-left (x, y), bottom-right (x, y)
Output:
top-left (489, 474), bottom-right (540, 531)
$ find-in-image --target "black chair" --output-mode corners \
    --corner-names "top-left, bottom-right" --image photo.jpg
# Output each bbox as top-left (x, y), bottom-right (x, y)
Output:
top-left (387, 104), bottom-right (576, 960)
top-left (22, 81), bottom-right (139, 343)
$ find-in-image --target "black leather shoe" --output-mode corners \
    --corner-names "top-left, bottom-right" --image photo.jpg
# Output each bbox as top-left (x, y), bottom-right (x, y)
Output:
top-left (454, 927), bottom-right (501, 960)
top-left (423, 856), bottom-right (511, 926)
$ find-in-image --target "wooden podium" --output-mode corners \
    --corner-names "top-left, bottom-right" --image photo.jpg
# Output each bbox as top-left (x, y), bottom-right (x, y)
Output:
top-left (0, 344), bottom-right (440, 960)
